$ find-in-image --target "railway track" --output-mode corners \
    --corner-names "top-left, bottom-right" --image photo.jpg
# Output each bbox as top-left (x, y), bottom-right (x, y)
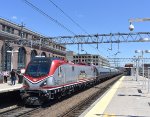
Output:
top-left (0, 75), bottom-right (123, 117)
top-left (59, 75), bottom-right (122, 117)
top-left (0, 106), bottom-right (41, 117)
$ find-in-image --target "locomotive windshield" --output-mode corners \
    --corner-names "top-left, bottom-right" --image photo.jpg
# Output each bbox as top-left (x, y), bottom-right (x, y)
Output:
top-left (25, 58), bottom-right (52, 78)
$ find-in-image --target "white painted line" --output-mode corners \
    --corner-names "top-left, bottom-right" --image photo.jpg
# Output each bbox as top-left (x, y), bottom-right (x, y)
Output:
top-left (81, 76), bottom-right (124, 117)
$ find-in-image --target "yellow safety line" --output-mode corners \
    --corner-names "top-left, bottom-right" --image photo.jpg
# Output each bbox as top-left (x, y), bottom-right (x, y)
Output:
top-left (84, 76), bottom-right (124, 117)
top-left (103, 113), bottom-right (116, 117)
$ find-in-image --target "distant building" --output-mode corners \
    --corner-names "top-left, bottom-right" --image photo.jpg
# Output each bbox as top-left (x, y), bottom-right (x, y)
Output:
top-left (124, 64), bottom-right (133, 68)
top-left (141, 64), bottom-right (150, 77)
top-left (124, 63), bottom-right (133, 76)
top-left (66, 51), bottom-right (76, 62)
top-left (124, 63), bottom-right (150, 77)
top-left (66, 51), bottom-right (110, 66)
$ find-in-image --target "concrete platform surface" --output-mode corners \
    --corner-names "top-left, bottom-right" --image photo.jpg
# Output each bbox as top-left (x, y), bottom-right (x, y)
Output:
top-left (0, 81), bottom-right (22, 93)
top-left (80, 76), bottom-right (150, 117)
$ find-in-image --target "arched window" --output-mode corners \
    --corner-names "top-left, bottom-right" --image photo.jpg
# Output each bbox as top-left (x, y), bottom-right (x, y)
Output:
top-left (41, 52), bottom-right (46, 57)
top-left (31, 50), bottom-right (37, 60)
top-left (18, 47), bottom-right (26, 69)
top-left (1, 44), bottom-right (12, 71)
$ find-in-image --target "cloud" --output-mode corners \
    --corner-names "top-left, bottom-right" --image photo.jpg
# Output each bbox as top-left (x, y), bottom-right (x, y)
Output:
top-left (11, 16), bottom-right (17, 20)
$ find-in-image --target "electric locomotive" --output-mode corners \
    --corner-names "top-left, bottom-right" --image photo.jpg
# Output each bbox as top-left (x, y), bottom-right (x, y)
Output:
top-left (20, 57), bottom-right (120, 105)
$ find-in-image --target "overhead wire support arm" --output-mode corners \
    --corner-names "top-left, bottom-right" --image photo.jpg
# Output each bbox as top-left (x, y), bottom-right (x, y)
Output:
top-left (108, 57), bottom-right (150, 65)
top-left (49, 32), bottom-right (150, 45)
top-left (129, 18), bottom-right (150, 23)
top-left (108, 33), bottom-right (112, 50)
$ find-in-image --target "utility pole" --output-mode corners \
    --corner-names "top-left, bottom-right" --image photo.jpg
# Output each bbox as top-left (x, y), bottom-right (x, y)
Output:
top-left (7, 50), bottom-right (18, 70)
top-left (136, 58), bottom-right (138, 81)
top-left (19, 22), bottom-right (25, 46)
top-left (39, 38), bottom-right (42, 56)
top-left (20, 22), bottom-right (25, 38)
top-left (2, 41), bottom-right (6, 71)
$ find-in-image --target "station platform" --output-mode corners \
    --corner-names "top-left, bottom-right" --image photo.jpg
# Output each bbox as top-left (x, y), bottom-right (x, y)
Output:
top-left (0, 81), bottom-right (22, 93)
top-left (80, 76), bottom-right (150, 117)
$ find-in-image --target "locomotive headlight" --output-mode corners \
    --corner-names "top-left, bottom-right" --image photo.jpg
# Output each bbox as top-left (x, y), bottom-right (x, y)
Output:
top-left (43, 82), bottom-right (47, 85)
top-left (40, 80), bottom-right (47, 87)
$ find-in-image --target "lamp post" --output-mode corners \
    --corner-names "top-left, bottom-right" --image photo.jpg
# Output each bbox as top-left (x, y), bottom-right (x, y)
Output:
top-left (135, 50), bottom-right (144, 78)
top-left (129, 22), bottom-right (134, 31)
top-left (7, 50), bottom-right (18, 70)
top-left (135, 57), bottom-right (138, 81)
top-left (133, 56), bottom-right (140, 81)
top-left (135, 50), bottom-right (150, 88)
top-left (148, 67), bottom-right (150, 93)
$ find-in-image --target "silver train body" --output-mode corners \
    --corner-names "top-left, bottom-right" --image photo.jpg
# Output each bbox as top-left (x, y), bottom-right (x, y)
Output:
top-left (20, 57), bottom-right (121, 105)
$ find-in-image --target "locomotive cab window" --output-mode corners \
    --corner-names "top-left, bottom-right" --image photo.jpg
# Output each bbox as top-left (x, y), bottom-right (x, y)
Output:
top-left (58, 66), bottom-right (62, 77)
top-left (25, 58), bottom-right (52, 78)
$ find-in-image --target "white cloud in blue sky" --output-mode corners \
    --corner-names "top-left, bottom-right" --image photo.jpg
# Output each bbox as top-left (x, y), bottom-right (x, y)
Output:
top-left (11, 16), bottom-right (17, 20)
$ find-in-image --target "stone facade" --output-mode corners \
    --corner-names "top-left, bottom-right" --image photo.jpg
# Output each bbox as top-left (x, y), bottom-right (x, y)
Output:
top-left (0, 18), bottom-right (66, 71)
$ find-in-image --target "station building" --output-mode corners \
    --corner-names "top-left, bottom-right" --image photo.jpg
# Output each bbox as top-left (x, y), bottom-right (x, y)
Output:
top-left (66, 51), bottom-right (110, 66)
top-left (140, 64), bottom-right (150, 77)
top-left (0, 18), bottom-right (66, 71)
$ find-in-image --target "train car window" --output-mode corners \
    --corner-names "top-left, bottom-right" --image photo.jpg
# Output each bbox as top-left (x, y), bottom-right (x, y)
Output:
top-left (72, 66), bottom-right (74, 71)
top-left (94, 68), bottom-right (96, 72)
top-left (59, 66), bottom-right (62, 72)
top-left (58, 66), bottom-right (62, 77)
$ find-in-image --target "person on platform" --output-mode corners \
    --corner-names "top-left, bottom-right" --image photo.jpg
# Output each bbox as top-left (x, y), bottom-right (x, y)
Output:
top-left (10, 69), bottom-right (16, 85)
top-left (3, 71), bottom-right (9, 83)
top-left (16, 70), bottom-right (23, 84)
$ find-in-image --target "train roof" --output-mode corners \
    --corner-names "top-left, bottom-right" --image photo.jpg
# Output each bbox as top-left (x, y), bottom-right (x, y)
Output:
top-left (95, 65), bottom-right (118, 70)
top-left (30, 57), bottom-right (62, 63)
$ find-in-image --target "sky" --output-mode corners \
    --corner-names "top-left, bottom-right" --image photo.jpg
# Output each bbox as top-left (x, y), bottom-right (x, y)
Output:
top-left (0, 0), bottom-right (150, 66)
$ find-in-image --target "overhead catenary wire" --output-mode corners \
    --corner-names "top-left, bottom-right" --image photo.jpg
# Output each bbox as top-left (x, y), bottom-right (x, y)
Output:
top-left (23, 0), bottom-right (76, 35)
top-left (23, 0), bottom-right (108, 56)
top-left (48, 0), bottom-right (89, 35)
top-left (48, 0), bottom-right (108, 55)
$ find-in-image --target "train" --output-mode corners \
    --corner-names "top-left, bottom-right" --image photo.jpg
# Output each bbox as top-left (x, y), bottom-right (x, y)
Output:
top-left (20, 57), bottom-right (121, 105)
